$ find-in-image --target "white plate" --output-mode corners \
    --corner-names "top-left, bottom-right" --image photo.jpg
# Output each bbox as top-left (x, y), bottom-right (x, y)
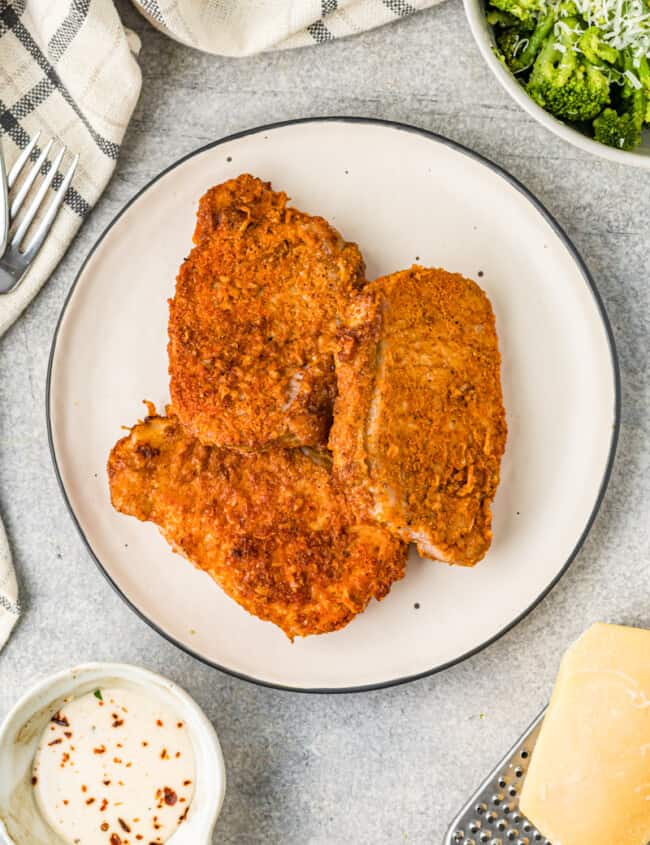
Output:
top-left (47, 118), bottom-right (619, 692)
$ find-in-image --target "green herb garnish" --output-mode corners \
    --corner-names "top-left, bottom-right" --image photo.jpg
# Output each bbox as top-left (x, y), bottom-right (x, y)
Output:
top-left (93, 689), bottom-right (103, 701)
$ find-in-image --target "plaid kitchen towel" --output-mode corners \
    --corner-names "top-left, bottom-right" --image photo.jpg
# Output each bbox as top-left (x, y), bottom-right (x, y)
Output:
top-left (0, 0), bottom-right (141, 649)
top-left (0, 1), bottom-right (142, 339)
top-left (133, 0), bottom-right (441, 56)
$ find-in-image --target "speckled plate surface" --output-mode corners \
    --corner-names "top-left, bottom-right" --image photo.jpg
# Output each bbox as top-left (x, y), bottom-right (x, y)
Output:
top-left (47, 118), bottom-right (619, 692)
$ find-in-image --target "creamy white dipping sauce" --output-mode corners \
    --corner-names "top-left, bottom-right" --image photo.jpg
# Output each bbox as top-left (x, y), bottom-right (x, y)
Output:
top-left (32, 686), bottom-right (195, 845)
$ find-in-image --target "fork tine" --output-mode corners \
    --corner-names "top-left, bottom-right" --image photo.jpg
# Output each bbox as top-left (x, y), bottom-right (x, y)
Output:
top-left (7, 131), bottom-right (41, 189)
top-left (10, 138), bottom-right (54, 221)
top-left (21, 154), bottom-right (78, 262)
top-left (11, 145), bottom-right (66, 250)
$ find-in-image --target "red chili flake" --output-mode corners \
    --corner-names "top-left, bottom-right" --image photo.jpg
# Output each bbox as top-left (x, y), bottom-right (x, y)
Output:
top-left (81, 785), bottom-right (88, 793)
top-left (63, 800), bottom-right (69, 806)
top-left (160, 748), bottom-right (169, 760)
top-left (103, 779), bottom-right (111, 786)
top-left (61, 752), bottom-right (70, 765)
top-left (136, 837), bottom-right (143, 842)
top-left (178, 805), bottom-right (189, 823)
top-left (113, 757), bottom-right (122, 764)
top-left (175, 752), bottom-right (180, 758)
top-left (94, 745), bottom-right (106, 754)
top-left (176, 722), bottom-right (183, 728)
top-left (126, 762), bottom-right (132, 768)
top-left (48, 738), bottom-right (62, 746)
top-left (100, 822), bottom-right (109, 831)
top-left (116, 742), bottom-right (123, 748)
top-left (112, 718), bottom-right (124, 728)
top-left (31, 776), bottom-right (38, 786)
top-left (100, 798), bottom-right (108, 812)
top-left (142, 741), bottom-right (148, 747)
top-left (118, 818), bottom-right (131, 833)
top-left (163, 787), bottom-right (178, 806)
top-left (110, 835), bottom-right (122, 845)
top-left (155, 719), bottom-right (163, 727)
top-left (86, 797), bottom-right (95, 805)
top-left (182, 780), bottom-right (192, 786)
top-left (64, 731), bottom-right (72, 739)
top-left (51, 711), bottom-right (69, 727)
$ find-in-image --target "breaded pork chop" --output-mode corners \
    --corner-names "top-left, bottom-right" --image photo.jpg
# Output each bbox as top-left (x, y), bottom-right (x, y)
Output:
top-left (108, 409), bottom-right (406, 639)
top-left (330, 266), bottom-right (507, 567)
top-left (168, 174), bottom-right (365, 450)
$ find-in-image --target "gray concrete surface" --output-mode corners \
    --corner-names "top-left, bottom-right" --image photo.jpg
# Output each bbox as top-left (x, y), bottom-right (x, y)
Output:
top-left (1, 1), bottom-right (649, 842)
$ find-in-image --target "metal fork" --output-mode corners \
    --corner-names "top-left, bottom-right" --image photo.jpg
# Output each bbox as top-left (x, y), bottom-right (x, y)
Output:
top-left (0, 132), bottom-right (79, 294)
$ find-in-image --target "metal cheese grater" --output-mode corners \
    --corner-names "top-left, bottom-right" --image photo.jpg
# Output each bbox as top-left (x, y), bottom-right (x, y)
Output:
top-left (444, 708), bottom-right (550, 845)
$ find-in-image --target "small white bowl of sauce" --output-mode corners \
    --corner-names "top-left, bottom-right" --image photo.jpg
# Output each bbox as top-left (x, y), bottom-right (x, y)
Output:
top-left (0, 663), bottom-right (226, 845)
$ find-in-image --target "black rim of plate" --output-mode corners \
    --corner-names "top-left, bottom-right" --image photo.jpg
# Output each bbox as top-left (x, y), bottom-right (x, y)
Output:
top-left (46, 116), bottom-right (621, 694)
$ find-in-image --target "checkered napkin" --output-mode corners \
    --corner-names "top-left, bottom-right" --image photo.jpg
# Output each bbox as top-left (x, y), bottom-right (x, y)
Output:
top-left (0, 0), bottom-right (142, 650)
top-left (132, 0), bottom-right (441, 55)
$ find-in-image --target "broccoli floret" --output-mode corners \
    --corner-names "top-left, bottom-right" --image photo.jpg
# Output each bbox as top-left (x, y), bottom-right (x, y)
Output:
top-left (629, 53), bottom-right (650, 123)
top-left (592, 51), bottom-right (647, 150)
top-left (527, 18), bottom-right (611, 121)
top-left (487, 7), bottom-right (528, 27)
top-left (579, 27), bottom-right (619, 65)
top-left (496, 10), bottom-right (556, 73)
top-left (593, 108), bottom-right (641, 149)
top-left (488, 0), bottom-right (545, 28)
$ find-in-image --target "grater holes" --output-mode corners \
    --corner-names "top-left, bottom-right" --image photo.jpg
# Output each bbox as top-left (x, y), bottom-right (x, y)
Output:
top-left (520, 750), bottom-right (529, 759)
top-left (452, 831), bottom-right (464, 843)
top-left (506, 831), bottom-right (518, 841)
top-left (522, 824), bottom-right (532, 833)
top-left (475, 803), bottom-right (487, 815)
top-left (508, 786), bottom-right (517, 797)
top-left (512, 814), bottom-right (521, 824)
top-left (514, 767), bottom-right (523, 778)
top-left (492, 793), bottom-right (504, 805)
top-left (480, 834), bottom-right (490, 843)
top-left (497, 820), bottom-right (507, 832)
top-left (486, 812), bottom-right (497, 823)
top-left (490, 840), bottom-right (503, 845)
top-left (469, 822), bottom-right (481, 834)
top-left (498, 777), bottom-right (507, 788)
top-left (517, 840), bottom-right (529, 845)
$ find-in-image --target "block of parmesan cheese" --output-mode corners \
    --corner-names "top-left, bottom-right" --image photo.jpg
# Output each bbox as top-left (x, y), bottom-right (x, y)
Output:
top-left (520, 623), bottom-right (650, 845)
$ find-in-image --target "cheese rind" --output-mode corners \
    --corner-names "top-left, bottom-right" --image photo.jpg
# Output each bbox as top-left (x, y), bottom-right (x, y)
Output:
top-left (520, 623), bottom-right (650, 845)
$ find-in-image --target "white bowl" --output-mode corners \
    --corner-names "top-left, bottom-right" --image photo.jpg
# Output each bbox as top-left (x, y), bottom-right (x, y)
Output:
top-left (463, 0), bottom-right (650, 167)
top-left (0, 663), bottom-right (226, 845)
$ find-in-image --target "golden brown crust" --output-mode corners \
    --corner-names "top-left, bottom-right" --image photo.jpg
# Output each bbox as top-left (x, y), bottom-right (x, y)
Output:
top-left (168, 174), bottom-right (365, 450)
top-left (107, 410), bottom-right (406, 639)
top-left (329, 266), bottom-right (507, 567)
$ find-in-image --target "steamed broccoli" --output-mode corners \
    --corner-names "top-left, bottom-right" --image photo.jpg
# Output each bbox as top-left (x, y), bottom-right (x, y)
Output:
top-left (578, 27), bottom-right (620, 65)
top-left (594, 51), bottom-right (648, 149)
top-left (488, 0), bottom-right (546, 27)
top-left (487, 7), bottom-right (529, 27)
top-left (485, 0), bottom-right (650, 151)
top-left (527, 17), bottom-right (611, 121)
top-left (593, 108), bottom-right (642, 149)
top-left (496, 10), bottom-right (556, 72)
